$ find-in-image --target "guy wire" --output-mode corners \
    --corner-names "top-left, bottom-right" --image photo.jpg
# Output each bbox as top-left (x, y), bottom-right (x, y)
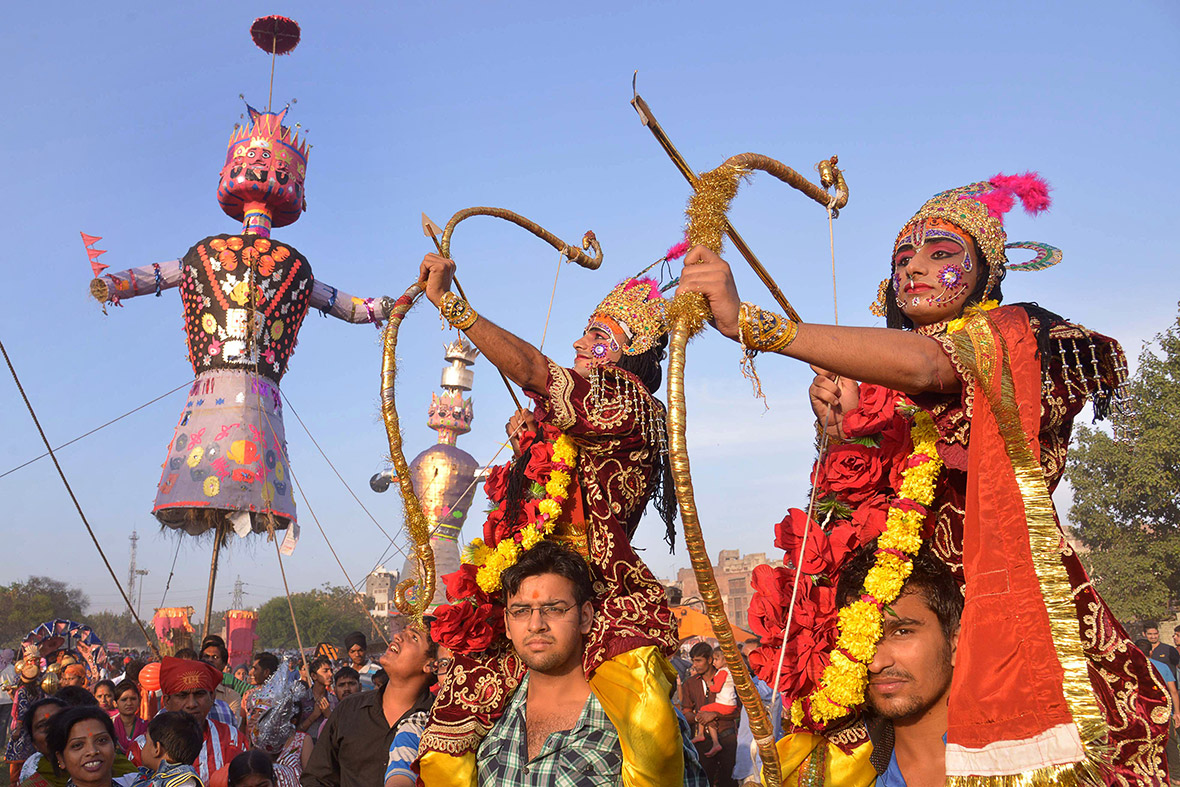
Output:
top-left (258, 397), bottom-right (392, 647)
top-left (281, 390), bottom-right (411, 562)
top-left (1, 381), bottom-right (190, 480)
top-left (0, 334), bottom-right (159, 657)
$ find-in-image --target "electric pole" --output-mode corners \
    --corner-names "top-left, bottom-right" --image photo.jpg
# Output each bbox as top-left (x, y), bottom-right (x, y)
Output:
top-left (231, 576), bottom-right (246, 610)
top-left (127, 530), bottom-right (139, 600)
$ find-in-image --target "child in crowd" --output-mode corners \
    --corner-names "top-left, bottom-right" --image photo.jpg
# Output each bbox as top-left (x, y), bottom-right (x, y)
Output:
top-left (135, 712), bottom-right (205, 787)
top-left (694, 647), bottom-right (738, 757)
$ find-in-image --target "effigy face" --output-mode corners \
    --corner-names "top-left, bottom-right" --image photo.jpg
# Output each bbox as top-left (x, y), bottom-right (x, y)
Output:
top-left (217, 107), bottom-right (308, 228)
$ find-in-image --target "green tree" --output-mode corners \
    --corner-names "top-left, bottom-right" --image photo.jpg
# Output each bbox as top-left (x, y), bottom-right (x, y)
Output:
top-left (1067, 303), bottom-right (1180, 622)
top-left (0, 577), bottom-right (89, 645)
top-left (255, 585), bottom-right (376, 650)
top-left (84, 611), bottom-right (154, 651)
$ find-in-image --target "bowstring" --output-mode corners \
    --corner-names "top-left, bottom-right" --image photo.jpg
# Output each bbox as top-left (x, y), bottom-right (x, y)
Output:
top-left (538, 246), bottom-right (566, 354)
top-left (771, 194), bottom-right (841, 710)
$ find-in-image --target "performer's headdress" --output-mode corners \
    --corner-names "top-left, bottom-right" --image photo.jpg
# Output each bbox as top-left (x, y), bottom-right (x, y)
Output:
top-left (881, 172), bottom-right (1063, 312)
top-left (589, 277), bottom-right (668, 356)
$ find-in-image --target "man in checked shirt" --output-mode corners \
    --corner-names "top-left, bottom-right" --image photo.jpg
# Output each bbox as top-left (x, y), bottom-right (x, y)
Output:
top-left (474, 540), bottom-right (706, 785)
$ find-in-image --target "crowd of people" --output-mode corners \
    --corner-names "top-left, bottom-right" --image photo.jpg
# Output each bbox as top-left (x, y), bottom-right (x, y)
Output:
top-left (0, 627), bottom-right (438, 787)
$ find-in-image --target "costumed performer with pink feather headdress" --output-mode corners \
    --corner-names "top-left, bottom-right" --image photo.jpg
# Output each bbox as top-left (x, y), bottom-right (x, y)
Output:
top-left (676, 172), bottom-right (1169, 785)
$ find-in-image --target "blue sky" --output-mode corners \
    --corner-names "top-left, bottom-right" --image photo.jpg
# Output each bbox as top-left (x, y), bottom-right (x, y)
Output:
top-left (1, 1), bottom-right (1177, 621)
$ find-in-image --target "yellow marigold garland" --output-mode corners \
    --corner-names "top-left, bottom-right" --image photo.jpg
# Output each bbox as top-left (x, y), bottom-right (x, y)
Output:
top-left (792, 410), bottom-right (943, 728)
top-left (466, 433), bottom-right (578, 594)
top-left (945, 299), bottom-right (999, 334)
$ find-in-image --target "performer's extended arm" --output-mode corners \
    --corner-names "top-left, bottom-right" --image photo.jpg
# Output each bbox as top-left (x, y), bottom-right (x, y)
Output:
top-left (89, 259), bottom-right (182, 304)
top-left (675, 246), bottom-right (960, 395)
top-left (419, 253), bottom-right (550, 394)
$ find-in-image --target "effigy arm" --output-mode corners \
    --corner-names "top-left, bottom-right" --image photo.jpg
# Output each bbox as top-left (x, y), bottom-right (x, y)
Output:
top-left (308, 280), bottom-right (393, 325)
top-left (88, 260), bottom-right (182, 304)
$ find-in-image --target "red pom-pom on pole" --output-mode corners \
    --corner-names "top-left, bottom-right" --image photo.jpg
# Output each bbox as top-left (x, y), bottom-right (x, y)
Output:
top-left (250, 15), bottom-right (300, 55)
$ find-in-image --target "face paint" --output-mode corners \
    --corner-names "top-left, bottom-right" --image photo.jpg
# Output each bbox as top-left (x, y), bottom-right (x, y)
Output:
top-left (922, 233), bottom-right (971, 307)
top-left (590, 341), bottom-right (611, 362)
top-left (892, 224), bottom-right (974, 311)
top-left (586, 319), bottom-right (622, 356)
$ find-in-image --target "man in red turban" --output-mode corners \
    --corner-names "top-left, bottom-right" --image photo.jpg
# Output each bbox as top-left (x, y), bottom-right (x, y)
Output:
top-left (128, 657), bottom-right (247, 785)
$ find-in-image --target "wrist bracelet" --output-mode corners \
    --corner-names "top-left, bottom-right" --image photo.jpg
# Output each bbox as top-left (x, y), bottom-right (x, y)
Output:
top-left (739, 302), bottom-right (799, 353)
top-left (440, 291), bottom-right (478, 331)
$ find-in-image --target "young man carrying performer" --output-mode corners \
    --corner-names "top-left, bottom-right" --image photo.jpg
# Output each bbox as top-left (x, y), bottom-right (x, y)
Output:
top-left (475, 540), bottom-right (705, 785)
top-left (768, 545), bottom-right (961, 786)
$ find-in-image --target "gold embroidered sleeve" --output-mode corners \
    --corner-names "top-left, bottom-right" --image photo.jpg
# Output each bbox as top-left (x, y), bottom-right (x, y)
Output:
top-left (544, 359), bottom-right (577, 431)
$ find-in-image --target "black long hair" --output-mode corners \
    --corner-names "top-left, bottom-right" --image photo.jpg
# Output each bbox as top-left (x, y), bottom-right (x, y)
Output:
top-left (620, 334), bottom-right (678, 552)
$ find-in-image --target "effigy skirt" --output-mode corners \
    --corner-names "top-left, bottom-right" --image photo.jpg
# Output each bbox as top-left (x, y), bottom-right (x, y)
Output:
top-left (152, 369), bottom-right (296, 537)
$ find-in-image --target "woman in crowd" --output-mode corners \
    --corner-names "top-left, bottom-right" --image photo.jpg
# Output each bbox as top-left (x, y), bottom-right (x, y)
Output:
top-left (90, 683), bottom-right (116, 714)
top-left (108, 682), bottom-right (145, 756)
top-left (45, 707), bottom-right (134, 787)
top-left (16, 697), bottom-right (67, 787)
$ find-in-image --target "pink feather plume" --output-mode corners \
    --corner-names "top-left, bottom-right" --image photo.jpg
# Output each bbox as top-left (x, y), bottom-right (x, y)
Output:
top-left (665, 234), bottom-right (690, 261)
top-left (971, 189), bottom-right (1014, 220)
top-left (625, 276), bottom-right (662, 300)
top-left (989, 172), bottom-right (1052, 215)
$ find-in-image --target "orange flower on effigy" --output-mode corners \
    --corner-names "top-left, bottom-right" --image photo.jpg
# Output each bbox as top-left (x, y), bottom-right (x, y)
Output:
top-left (253, 238), bottom-right (272, 254)
top-left (227, 237), bottom-right (244, 251)
top-left (258, 255), bottom-right (275, 276)
top-left (271, 245), bottom-right (290, 263)
top-left (219, 249), bottom-right (238, 271)
top-left (209, 238), bottom-right (228, 252)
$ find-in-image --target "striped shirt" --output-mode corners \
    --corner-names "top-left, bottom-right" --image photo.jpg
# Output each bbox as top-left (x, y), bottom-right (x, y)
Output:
top-left (383, 711), bottom-right (429, 784)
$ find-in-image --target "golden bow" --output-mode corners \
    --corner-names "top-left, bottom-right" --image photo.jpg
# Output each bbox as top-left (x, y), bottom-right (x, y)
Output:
top-left (666, 153), bottom-right (848, 786)
top-left (380, 208), bottom-right (602, 619)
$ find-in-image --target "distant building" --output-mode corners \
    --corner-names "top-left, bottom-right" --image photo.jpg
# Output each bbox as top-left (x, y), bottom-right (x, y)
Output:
top-left (677, 549), bottom-right (771, 631)
top-left (366, 565), bottom-right (399, 619)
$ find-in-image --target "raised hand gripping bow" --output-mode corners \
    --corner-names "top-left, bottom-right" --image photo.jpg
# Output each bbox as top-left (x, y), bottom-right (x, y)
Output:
top-left (380, 208), bottom-right (601, 620)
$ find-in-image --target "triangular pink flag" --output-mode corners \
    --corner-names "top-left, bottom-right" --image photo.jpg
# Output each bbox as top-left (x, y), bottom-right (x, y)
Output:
top-left (90, 261), bottom-right (109, 277)
top-left (80, 232), bottom-right (103, 246)
top-left (86, 247), bottom-right (107, 262)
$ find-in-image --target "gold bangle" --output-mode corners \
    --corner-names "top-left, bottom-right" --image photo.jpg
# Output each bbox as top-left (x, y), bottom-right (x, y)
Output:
top-left (439, 291), bottom-right (478, 331)
top-left (740, 302), bottom-right (798, 353)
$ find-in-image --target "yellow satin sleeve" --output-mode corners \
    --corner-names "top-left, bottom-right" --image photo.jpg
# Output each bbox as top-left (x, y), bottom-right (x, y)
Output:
top-left (589, 645), bottom-right (685, 787)
top-left (770, 731), bottom-right (877, 787)
top-left (416, 749), bottom-right (477, 787)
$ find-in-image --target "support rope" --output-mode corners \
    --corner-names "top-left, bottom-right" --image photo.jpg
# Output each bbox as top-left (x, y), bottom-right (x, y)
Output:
top-left (0, 381), bottom-right (190, 480)
top-left (0, 334), bottom-right (159, 657)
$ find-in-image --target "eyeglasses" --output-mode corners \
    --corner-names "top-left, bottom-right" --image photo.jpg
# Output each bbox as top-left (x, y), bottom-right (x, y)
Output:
top-left (506, 603), bottom-right (577, 622)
